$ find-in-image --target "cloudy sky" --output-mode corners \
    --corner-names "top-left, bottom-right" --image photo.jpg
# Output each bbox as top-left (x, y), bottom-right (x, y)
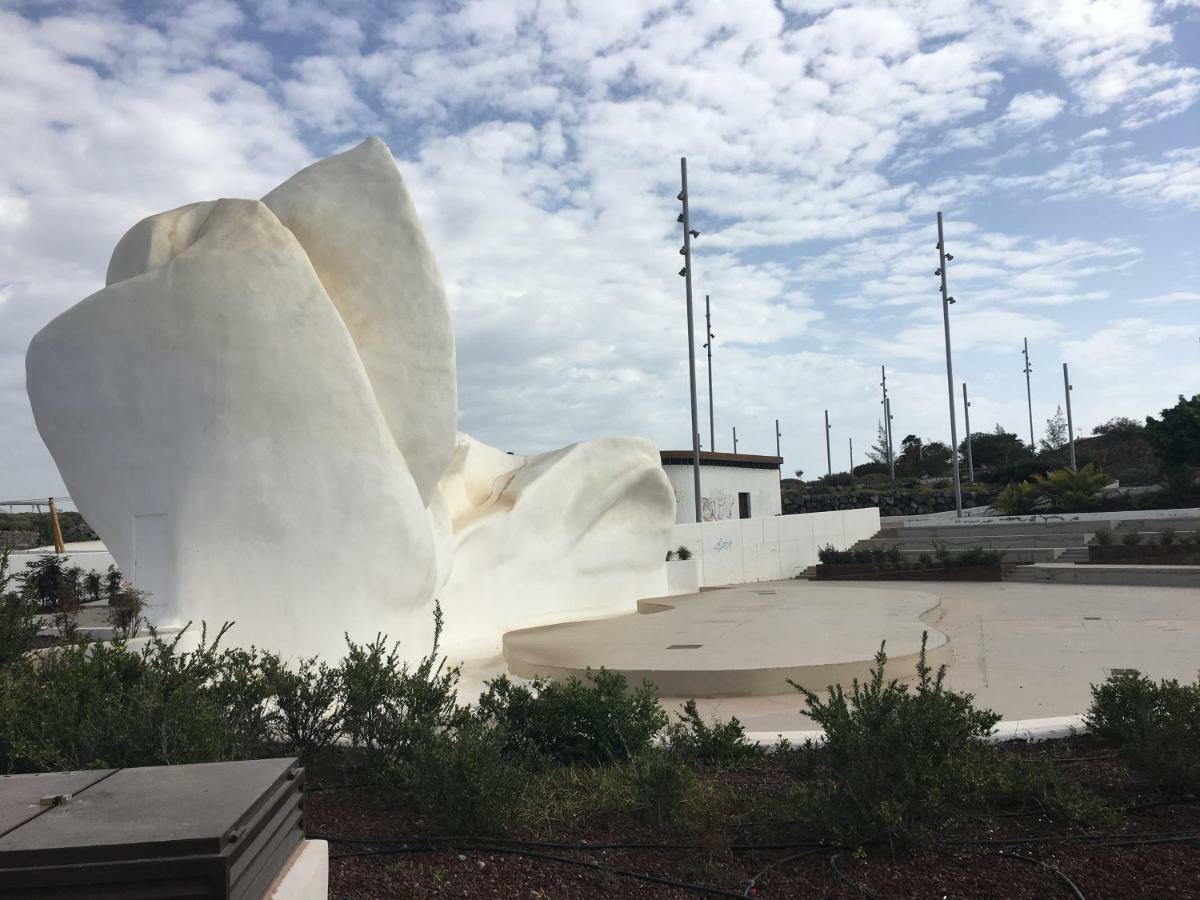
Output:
top-left (1, 0), bottom-right (1198, 500)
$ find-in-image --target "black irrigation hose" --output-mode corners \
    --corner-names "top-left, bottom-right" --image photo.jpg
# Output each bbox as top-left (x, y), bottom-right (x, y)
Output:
top-left (1124, 795), bottom-right (1199, 813)
top-left (829, 853), bottom-right (879, 900)
top-left (997, 850), bottom-right (1087, 900)
top-left (742, 847), bottom-right (825, 896)
top-left (328, 841), bottom-right (752, 898)
top-left (943, 829), bottom-right (1200, 848)
top-left (308, 831), bottom-right (826, 853)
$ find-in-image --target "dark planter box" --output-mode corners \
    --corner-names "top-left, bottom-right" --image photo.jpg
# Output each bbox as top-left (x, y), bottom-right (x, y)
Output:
top-left (815, 563), bottom-right (1010, 582)
top-left (1087, 544), bottom-right (1200, 565)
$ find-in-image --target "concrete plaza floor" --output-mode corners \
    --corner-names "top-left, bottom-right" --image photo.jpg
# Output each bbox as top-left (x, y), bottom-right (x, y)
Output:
top-left (498, 578), bottom-right (1200, 733)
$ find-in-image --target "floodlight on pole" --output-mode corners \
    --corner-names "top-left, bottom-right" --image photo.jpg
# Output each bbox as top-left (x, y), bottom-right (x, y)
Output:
top-left (962, 382), bottom-right (975, 483)
top-left (704, 295), bottom-right (715, 452)
top-left (1063, 362), bottom-right (1077, 471)
top-left (678, 157), bottom-right (702, 523)
top-left (824, 409), bottom-right (832, 477)
top-left (1022, 338), bottom-right (1035, 450)
top-left (935, 211), bottom-right (963, 518)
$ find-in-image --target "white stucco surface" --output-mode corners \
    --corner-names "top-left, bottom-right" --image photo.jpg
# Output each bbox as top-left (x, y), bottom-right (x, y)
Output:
top-left (26, 137), bottom-right (675, 663)
top-left (664, 462), bottom-right (781, 524)
top-left (669, 507), bottom-right (880, 587)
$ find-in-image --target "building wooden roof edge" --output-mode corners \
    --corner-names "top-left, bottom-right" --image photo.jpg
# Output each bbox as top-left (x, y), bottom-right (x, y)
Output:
top-left (659, 450), bottom-right (783, 466)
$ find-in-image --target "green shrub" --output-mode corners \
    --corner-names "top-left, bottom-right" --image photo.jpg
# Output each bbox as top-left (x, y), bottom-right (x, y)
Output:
top-left (675, 545), bottom-right (692, 561)
top-left (1121, 531), bottom-right (1143, 546)
top-left (916, 551), bottom-right (934, 568)
top-left (1087, 671), bottom-right (1200, 793)
top-left (884, 544), bottom-right (905, 568)
top-left (1030, 463), bottom-right (1109, 512)
top-left (1092, 528), bottom-right (1114, 546)
top-left (107, 583), bottom-right (148, 640)
top-left (266, 655), bottom-right (344, 757)
top-left (20, 554), bottom-right (74, 611)
top-left (340, 603), bottom-right (464, 766)
top-left (628, 749), bottom-right (695, 828)
top-left (478, 669), bottom-right (667, 766)
top-left (0, 550), bottom-right (39, 670)
top-left (956, 546), bottom-right (1004, 567)
top-left (932, 541), bottom-right (951, 565)
top-left (789, 634), bottom-right (1000, 846)
top-left (84, 571), bottom-right (102, 604)
top-left (1159, 527), bottom-right (1177, 546)
top-left (105, 565), bottom-right (122, 603)
top-left (402, 718), bottom-right (535, 835)
top-left (994, 481), bottom-right (1038, 514)
top-left (0, 624), bottom-right (275, 772)
top-left (664, 699), bottom-right (758, 766)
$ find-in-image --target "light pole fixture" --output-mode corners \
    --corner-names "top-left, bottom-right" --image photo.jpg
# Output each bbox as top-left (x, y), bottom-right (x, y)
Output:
top-left (824, 410), bottom-right (832, 477)
top-left (1022, 337), bottom-right (1035, 451)
top-left (704, 294), bottom-right (715, 452)
top-left (935, 212), bottom-right (963, 518)
top-left (880, 365), bottom-right (895, 482)
top-left (1063, 362), bottom-right (1077, 471)
top-left (732, 425), bottom-right (738, 454)
top-left (962, 382), bottom-right (975, 483)
top-left (678, 157), bottom-right (702, 522)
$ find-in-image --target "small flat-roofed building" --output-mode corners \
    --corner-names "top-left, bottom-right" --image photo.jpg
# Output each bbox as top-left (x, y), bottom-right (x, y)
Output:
top-left (660, 450), bottom-right (783, 524)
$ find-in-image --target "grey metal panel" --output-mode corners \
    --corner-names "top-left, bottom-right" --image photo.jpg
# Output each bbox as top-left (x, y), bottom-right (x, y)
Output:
top-left (0, 771), bottom-right (116, 839)
top-left (0, 758), bottom-right (296, 865)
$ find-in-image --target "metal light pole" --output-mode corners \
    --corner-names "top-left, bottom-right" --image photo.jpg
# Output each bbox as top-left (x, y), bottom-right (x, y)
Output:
top-left (704, 294), bottom-right (715, 452)
top-left (1022, 338), bottom-right (1035, 450)
top-left (1063, 362), bottom-right (1077, 471)
top-left (885, 397), bottom-right (897, 481)
top-left (881, 365), bottom-right (895, 482)
top-left (824, 410), bottom-right (832, 477)
top-left (775, 419), bottom-right (782, 489)
top-left (732, 426), bottom-right (738, 454)
top-left (935, 211), bottom-right (963, 518)
top-left (962, 382), bottom-right (975, 483)
top-left (849, 437), bottom-right (854, 476)
top-left (678, 157), bottom-right (702, 522)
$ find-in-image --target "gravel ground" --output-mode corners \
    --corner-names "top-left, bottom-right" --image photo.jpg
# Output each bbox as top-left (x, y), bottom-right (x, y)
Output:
top-left (306, 738), bottom-right (1200, 899)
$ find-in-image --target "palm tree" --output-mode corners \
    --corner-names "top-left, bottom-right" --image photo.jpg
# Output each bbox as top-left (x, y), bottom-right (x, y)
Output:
top-left (1030, 463), bottom-right (1109, 511)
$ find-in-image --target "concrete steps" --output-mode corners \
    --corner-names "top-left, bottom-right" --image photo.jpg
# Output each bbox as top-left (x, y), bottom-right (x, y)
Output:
top-left (1005, 563), bottom-right (1200, 588)
top-left (1057, 547), bottom-right (1089, 563)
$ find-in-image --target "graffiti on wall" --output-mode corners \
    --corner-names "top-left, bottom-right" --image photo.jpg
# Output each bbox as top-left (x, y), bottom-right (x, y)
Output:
top-left (701, 489), bottom-right (735, 522)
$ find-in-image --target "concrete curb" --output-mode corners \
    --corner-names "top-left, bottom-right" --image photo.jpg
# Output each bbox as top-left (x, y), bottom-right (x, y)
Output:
top-left (746, 714), bottom-right (1086, 747)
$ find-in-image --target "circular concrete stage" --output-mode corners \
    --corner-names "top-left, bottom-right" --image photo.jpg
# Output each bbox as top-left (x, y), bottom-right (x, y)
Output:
top-left (502, 585), bottom-right (947, 697)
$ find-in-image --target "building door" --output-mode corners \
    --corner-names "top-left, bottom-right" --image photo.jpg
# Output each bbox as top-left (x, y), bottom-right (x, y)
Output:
top-left (738, 492), bottom-right (751, 519)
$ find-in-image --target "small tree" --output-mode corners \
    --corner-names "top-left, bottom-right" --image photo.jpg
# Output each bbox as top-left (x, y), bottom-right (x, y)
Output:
top-left (868, 420), bottom-right (890, 465)
top-left (1040, 406), bottom-right (1068, 454)
top-left (105, 565), bottom-right (123, 604)
top-left (1030, 463), bottom-right (1109, 512)
top-left (1144, 394), bottom-right (1200, 489)
top-left (107, 583), bottom-right (149, 640)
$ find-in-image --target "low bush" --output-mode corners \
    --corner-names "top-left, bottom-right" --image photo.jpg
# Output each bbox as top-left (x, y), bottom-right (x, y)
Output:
top-left (401, 718), bottom-right (536, 835)
top-left (1092, 527), bottom-right (1114, 546)
top-left (1159, 527), bottom-right (1177, 546)
top-left (1087, 671), bottom-right (1200, 793)
top-left (994, 481), bottom-right (1038, 515)
top-left (479, 669), bottom-right (666, 766)
top-left (790, 634), bottom-right (1001, 846)
top-left (267, 655), bottom-right (345, 757)
top-left (340, 603), bottom-right (464, 767)
top-left (1121, 531), bottom-right (1143, 546)
top-left (0, 550), bottom-right (39, 669)
top-left (1030, 464), bottom-right (1110, 512)
top-left (664, 699), bottom-right (758, 766)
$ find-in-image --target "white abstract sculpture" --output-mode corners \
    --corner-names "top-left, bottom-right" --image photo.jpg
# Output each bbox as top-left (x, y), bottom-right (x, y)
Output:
top-left (27, 138), bottom-right (675, 662)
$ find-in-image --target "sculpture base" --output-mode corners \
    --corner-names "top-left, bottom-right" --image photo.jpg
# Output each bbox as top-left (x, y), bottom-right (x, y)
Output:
top-left (502, 583), bottom-right (947, 698)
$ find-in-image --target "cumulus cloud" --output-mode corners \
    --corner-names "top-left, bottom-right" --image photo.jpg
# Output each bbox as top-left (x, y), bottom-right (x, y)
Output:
top-left (0, 0), bottom-right (1198, 493)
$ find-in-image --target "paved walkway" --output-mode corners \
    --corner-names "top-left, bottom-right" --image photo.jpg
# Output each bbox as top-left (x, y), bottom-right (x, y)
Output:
top-left (492, 578), bottom-right (1200, 732)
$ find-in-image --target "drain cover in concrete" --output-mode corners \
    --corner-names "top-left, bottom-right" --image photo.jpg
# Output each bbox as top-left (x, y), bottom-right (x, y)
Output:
top-left (667, 644), bottom-right (703, 650)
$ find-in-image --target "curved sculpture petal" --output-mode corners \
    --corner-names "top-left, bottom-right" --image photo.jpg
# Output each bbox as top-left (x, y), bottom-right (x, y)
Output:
top-left (27, 198), bottom-right (437, 659)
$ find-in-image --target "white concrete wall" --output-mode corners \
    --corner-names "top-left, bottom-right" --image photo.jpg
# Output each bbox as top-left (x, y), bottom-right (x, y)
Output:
top-left (8, 544), bottom-right (116, 576)
top-left (664, 464), bottom-right (781, 525)
top-left (668, 507), bottom-right (879, 588)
